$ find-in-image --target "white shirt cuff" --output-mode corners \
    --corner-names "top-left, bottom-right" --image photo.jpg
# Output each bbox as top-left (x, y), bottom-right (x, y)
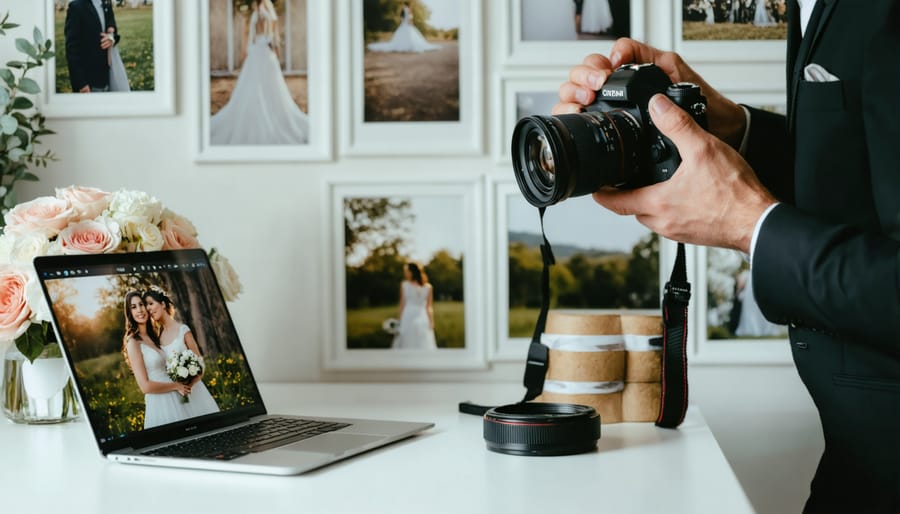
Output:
top-left (749, 202), bottom-right (781, 268)
top-left (737, 105), bottom-right (752, 156)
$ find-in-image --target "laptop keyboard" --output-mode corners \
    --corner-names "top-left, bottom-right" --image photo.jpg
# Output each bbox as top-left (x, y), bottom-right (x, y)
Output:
top-left (143, 417), bottom-right (352, 460)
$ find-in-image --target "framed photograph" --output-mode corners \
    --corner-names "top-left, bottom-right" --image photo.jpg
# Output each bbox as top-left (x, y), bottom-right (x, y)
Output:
top-left (675, 0), bottom-right (788, 62)
top-left (504, 0), bottom-right (644, 66)
top-left (42, 0), bottom-right (174, 117)
top-left (489, 176), bottom-right (662, 361)
top-left (493, 71), bottom-right (563, 164)
top-left (196, 0), bottom-right (332, 162)
top-left (323, 177), bottom-right (486, 370)
top-left (338, 0), bottom-right (483, 156)
top-left (692, 246), bottom-right (791, 364)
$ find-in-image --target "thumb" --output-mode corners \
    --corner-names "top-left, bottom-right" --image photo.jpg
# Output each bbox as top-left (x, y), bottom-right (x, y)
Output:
top-left (648, 94), bottom-right (705, 150)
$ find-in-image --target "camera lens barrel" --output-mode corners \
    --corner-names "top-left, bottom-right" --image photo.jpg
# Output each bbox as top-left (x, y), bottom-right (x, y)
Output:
top-left (483, 402), bottom-right (601, 456)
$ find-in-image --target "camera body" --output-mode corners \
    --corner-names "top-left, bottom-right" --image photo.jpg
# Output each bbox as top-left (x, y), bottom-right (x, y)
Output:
top-left (511, 63), bottom-right (708, 208)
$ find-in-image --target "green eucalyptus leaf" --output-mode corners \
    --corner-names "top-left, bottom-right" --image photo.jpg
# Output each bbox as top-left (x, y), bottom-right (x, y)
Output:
top-left (22, 171), bottom-right (38, 181)
top-left (5, 61), bottom-right (25, 69)
top-left (3, 190), bottom-right (17, 207)
top-left (0, 69), bottom-right (13, 87)
top-left (7, 147), bottom-right (25, 162)
top-left (33, 27), bottom-right (43, 46)
top-left (11, 96), bottom-right (33, 110)
top-left (0, 114), bottom-right (18, 135)
top-left (17, 77), bottom-right (40, 95)
top-left (0, 87), bottom-right (9, 107)
top-left (7, 135), bottom-right (22, 148)
top-left (14, 38), bottom-right (37, 60)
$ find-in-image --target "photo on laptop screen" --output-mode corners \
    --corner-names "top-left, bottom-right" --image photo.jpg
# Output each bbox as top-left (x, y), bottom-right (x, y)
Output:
top-left (41, 256), bottom-right (263, 443)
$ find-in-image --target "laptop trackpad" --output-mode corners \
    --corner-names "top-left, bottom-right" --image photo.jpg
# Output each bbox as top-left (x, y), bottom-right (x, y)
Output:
top-left (283, 433), bottom-right (383, 456)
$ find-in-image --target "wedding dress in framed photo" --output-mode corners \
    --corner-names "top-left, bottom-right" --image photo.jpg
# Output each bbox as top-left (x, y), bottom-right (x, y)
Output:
top-left (210, 0), bottom-right (308, 145)
top-left (368, 3), bottom-right (440, 53)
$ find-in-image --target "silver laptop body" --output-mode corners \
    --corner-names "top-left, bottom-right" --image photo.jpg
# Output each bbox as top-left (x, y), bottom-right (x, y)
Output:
top-left (34, 249), bottom-right (432, 475)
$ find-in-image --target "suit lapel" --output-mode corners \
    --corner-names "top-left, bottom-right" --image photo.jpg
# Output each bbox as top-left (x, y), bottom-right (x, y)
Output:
top-left (788, 0), bottom-right (839, 134)
top-left (82, 0), bottom-right (103, 33)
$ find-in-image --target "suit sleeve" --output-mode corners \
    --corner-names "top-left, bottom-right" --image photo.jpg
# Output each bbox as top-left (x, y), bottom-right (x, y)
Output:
top-left (64, 4), bottom-right (87, 91)
top-left (742, 107), bottom-right (795, 204)
top-left (107, 4), bottom-right (120, 45)
top-left (751, 10), bottom-right (900, 350)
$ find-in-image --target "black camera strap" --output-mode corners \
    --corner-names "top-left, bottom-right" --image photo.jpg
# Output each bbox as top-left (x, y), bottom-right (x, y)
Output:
top-left (460, 210), bottom-right (690, 429)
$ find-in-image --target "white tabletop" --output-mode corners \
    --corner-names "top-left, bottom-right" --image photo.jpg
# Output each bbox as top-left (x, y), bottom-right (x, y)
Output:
top-left (0, 383), bottom-right (751, 514)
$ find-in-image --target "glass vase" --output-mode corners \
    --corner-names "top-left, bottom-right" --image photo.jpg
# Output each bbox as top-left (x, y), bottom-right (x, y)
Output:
top-left (2, 343), bottom-right (80, 424)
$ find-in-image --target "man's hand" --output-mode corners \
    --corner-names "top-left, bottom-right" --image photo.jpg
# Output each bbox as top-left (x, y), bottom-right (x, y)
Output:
top-left (100, 31), bottom-right (114, 50)
top-left (593, 94), bottom-right (777, 253)
top-left (79, 84), bottom-right (91, 93)
top-left (553, 38), bottom-right (748, 150)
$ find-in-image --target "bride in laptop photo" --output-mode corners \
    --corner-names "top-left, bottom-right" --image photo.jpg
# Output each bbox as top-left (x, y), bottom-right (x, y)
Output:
top-left (122, 288), bottom-right (220, 429)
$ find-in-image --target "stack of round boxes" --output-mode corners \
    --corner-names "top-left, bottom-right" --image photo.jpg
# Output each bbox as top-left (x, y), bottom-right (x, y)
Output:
top-left (536, 311), bottom-right (663, 424)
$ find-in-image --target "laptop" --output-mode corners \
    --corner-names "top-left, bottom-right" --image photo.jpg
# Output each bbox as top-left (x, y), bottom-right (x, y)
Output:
top-left (34, 249), bottom-right (433, 475)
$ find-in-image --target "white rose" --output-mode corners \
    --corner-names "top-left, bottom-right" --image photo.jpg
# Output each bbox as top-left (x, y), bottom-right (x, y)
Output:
top-left (209, 249), bottom-right (242, 301)
top-left (25, 270), bottom-right (52, 323)
top-left (58, 217), bottom-right (122, 255)
top-left (161, 209), bottom-right (198, 237)
top-left (0, 234), bottom-right (14, 263)
top-left (8, 232), bottom-right (52, 265)
top-left (56, 185), bottom-right (111, 221)
top-left (107, 189), bottom-right (163, 227)
top-left (176, 366), bottom-right (189, 379)
top-left (188, 364), bottom-right (200, 376)
top-left (121, 220), bottom-right (164, 252)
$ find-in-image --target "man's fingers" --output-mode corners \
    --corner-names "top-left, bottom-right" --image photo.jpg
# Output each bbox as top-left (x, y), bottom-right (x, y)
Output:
top-left (582, 53), bottom-right (613, 71)
top-left (592, 187), bottom-right (650, 217)
top-left (552, 102), bottom-right (584, 115)
top-left (558, 81), bottom-right (594, 106)
top-left (569, 65), bottom-right (610, 91)
top-left (648, 94), bottom-right (706, 153)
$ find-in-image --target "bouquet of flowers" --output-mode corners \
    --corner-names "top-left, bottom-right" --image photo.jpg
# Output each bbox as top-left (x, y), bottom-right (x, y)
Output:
top-left (0, 186), bottom-right (243, 363)
top-left (166, 349), bottom-right (204, 403)
top-left (382, 318), bottom-right (400, 335)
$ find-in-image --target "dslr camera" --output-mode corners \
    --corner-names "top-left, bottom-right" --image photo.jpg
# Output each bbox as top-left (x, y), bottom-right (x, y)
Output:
top-left (511, 63), bottom-right (708, 208)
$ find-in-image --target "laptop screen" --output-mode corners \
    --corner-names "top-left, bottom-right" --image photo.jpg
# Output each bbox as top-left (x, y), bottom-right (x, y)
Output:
top-left (35, 249), bottom-right (266, 453)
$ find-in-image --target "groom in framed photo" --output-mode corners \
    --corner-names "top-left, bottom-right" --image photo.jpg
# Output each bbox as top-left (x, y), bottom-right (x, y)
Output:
top-left (64, 0), bottom-right (120, 93)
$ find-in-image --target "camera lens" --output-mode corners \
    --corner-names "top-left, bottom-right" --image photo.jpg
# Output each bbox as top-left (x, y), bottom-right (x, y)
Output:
top-left (512, 110), bottom-right (642, 208)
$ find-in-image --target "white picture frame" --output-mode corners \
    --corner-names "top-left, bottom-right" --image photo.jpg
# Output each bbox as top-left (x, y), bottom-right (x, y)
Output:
top-left (337, 0), bottom-right (483, 156)
top-left (489, 174), bottom-right (668, 362)
top-left (691, 246), bottom-right (791, 364)
top-left (493, 71), bottom-right (565, 164)
top-left (195, 0), bottom-right (332, 162)
top-left (674, 0), bottom-right (787, 63)
top-left (41, 0), bottom-right (175, 118)
top-left (503, 0), bottom-right (645, 67)
top-left (323, 176), bottom-right (486, 370)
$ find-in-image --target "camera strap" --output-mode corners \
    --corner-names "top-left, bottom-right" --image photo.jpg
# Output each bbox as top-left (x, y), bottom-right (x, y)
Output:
top-left (460, 210), bottom-right (690, 429)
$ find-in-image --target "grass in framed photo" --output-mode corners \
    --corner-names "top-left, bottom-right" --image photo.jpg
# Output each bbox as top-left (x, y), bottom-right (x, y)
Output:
top-left (675, 0), bottom-right (787, 62)
top-left (325, 180), bottom-right (485, 370)
top-left (504, 0), bottom-right (643, 66)
top-left (491, 179), bottom-right (660, 360)
top-left (339, 0), bottom-right (482, 155)
top-left (42, 0), bottom-right (174, 117)
top-left (364, 0), bottom-right (460, 122)
top-left (197, 0), bottom-right (332, 161)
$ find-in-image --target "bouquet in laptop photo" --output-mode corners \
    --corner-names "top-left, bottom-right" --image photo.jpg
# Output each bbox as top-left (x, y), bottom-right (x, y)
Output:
top-left (166, 349), bottom-right (205, 403)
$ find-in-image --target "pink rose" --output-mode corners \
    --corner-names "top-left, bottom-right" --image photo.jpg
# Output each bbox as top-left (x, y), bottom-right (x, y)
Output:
top-left (160, 219), bottom-right (201, 250)
top-left (56, 185), bottom-right (111, 221)
top-left (3, 196), bottom-right (74, 238)
top-left (0, 264), bottom-right (33, 340)
top-left (58, 218), bottom-right (122, 255)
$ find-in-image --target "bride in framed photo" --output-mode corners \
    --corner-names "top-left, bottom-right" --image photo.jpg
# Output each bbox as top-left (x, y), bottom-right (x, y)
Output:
top-left (210, 0), bottom-right (309, 145)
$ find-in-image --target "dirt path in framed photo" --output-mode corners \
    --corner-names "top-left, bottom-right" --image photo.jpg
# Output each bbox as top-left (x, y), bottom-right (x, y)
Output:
top-left (364, 41), bottom-right (460, 122)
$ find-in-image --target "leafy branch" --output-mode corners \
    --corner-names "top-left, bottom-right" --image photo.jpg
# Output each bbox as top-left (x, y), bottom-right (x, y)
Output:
top-left (0, 12), bottom-right (56, 222)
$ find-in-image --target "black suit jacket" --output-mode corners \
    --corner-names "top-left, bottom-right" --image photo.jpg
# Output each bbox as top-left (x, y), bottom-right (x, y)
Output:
top-left (64, 0), bottom-right (119, 91)
top-left (743, 1), bottom-right (900, 512)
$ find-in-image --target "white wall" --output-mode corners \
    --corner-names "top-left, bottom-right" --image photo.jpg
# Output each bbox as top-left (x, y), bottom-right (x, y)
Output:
top-left (3, 2), bottom-right (820, 512)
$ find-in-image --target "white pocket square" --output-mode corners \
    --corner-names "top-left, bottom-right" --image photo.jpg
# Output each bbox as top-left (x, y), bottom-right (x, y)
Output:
top-left (804, 63), bottom-right (840, 82)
